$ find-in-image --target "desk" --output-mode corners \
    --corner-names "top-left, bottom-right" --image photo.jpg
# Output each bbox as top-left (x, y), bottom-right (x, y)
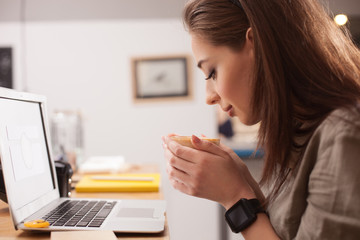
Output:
top-left (0, 164), bottom-right (169, 240)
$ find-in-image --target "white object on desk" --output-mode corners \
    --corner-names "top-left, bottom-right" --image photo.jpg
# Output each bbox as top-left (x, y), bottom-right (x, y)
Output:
top-left (78, 155), bottom-right (128, 173)
top-left (51, 230), bottom-right (117, 240)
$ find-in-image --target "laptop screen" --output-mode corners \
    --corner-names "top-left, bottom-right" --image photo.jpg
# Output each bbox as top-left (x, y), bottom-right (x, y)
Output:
top-left (0, 97), bottom-right (55, 210)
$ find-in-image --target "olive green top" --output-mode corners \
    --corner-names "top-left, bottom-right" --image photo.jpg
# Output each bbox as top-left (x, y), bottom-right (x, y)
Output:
top-left (268, 105), bottom-right (360, 239)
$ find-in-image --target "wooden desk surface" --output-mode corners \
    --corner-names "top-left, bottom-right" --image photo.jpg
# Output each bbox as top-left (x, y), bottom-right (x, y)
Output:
top-left (0, 164), bottom-right (169, 240)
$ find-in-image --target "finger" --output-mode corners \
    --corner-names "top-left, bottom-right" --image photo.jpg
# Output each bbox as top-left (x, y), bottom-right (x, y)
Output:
top-left (167, 163), bottom-right (191, 185)
top-left (169, 178), bottom-right (192, 195)
top-left (167, 133), bottom-right (178, 137)
top-left (162, 135), bottom-right (175, 147)
top-left (161, 135), bottom-right (178, 146)
top-left (163, 136), bottom-right (198, 161)
top-left (219, 143), bottom-right (242, 161)
top-left (168, 176), bottom-right (197, 197)
top-left (191, 135), bottom-right (230, 159)
top-left (163, 138), bottom-right (194, 164)
top-left (164, 148), bottom-right (194, 173)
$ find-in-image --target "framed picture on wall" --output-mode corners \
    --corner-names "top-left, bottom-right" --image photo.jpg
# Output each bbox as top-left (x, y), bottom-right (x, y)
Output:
top-left (0, 47), bottom-right (13, 89)
top-left (132, 55), bottom-right (192, 103)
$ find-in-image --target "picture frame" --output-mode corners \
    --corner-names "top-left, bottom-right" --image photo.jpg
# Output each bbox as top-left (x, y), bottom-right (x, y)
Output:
top-left (132, 55), bottom-right (192, 103)
top-left (0, 47), bottom-right (13, 89)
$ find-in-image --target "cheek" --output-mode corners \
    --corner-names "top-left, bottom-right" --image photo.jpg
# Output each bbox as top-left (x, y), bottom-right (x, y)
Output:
top-left (217, 84), bottom-right (234, 101)
top-left (216, 76), bottom-right (243, 103)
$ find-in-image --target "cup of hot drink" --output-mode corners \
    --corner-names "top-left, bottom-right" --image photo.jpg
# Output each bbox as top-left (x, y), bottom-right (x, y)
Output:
top-left (170, 136), bottom-right (220, 148)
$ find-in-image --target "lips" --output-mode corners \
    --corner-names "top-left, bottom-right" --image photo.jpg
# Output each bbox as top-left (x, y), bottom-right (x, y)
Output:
top-left (223, 106), bottom-right (234, 117)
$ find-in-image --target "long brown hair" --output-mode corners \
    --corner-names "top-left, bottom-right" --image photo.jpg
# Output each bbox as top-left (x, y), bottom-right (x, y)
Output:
top-left (183, 0), bottom-right (360, 201)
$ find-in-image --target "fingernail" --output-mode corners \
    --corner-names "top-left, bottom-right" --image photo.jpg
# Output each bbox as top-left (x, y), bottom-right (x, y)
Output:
top-left (192, 135), bottom-right (200, 144)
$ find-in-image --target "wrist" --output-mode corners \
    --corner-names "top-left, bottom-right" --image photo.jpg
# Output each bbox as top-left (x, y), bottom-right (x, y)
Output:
top-left (223, 188), bottom-right (256, 210)
top-left (241, 213), bottom-right (280, 239)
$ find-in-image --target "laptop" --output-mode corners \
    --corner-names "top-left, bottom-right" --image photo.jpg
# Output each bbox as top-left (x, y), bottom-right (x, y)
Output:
top-left (0, 87), bottom-right (166, 233)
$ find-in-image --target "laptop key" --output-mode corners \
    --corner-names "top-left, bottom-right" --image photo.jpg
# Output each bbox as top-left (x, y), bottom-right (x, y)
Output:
top-left (88, 222), bottom-right (103, 227)
top-left (96, 208), bottom-right (112, 218)
top-left (65, 221), bottom-right (78, 227)
top-left (53, 221), bottom-right (66, 226)
top-left (76, 221), bottom-right (90, 227)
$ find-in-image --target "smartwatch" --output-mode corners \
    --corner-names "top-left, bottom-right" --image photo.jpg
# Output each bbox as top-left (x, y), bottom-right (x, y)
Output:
top-left (225, 198), bottom-right (266, 233)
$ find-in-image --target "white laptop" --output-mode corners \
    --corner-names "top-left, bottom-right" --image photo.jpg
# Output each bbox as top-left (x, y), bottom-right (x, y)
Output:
top-left (0, 87), bottom-right (166, 233)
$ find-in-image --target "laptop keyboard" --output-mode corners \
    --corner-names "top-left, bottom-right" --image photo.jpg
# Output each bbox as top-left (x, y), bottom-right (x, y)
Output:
top-left (42, 200), bottom-right (117, 228)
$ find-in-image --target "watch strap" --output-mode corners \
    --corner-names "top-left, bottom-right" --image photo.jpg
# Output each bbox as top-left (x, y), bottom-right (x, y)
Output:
top-left (247, 198), bottom-right (266, 214)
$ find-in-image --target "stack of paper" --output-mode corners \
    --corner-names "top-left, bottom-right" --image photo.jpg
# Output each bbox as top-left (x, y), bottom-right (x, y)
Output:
top-left (75, 173), bottom-right (160, 193)
top-left (78, 156), bottom-right (129, 173)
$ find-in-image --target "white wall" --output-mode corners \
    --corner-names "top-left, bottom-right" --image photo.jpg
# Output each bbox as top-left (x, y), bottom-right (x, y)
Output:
top-left (0, 19), bottom-right (221, 240)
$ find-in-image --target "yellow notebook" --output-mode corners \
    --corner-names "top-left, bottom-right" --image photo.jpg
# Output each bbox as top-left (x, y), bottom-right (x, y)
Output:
top-left (75, 173), bottom-right (160, 193)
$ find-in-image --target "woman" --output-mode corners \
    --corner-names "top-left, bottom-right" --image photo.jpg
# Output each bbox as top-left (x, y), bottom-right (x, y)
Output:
top-left (162, 0), bottom-right (360, 239)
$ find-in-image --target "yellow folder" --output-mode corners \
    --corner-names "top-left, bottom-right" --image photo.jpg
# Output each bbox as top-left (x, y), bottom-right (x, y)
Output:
top-left (75, 173), bottom-right (160, 193)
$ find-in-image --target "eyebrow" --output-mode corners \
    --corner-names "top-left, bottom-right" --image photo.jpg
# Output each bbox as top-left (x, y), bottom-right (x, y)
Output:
top-left (197, 59), bottom-right (208, 69)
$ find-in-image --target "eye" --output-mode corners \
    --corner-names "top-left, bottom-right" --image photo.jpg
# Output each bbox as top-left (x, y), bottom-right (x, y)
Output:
top-left (205, 69), bottom-right (216, 81)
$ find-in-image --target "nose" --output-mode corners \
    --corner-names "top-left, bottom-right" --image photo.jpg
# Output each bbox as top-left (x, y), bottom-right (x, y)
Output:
top-left (205, 81), bottom-right (220, 105)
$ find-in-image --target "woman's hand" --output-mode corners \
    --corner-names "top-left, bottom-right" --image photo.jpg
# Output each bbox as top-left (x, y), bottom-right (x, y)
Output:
top-left (219, 143), bottom-right (266, 205)
top-left (162, 135), bottom-right (257, 210)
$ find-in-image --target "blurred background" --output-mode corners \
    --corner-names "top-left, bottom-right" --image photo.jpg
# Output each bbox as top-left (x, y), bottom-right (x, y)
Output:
top-left (0, 0), bottom-right (359, 239)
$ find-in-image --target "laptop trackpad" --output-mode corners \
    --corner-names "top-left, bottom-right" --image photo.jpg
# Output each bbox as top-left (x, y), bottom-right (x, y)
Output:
top-left (117, 208), bottom-right (154, 218)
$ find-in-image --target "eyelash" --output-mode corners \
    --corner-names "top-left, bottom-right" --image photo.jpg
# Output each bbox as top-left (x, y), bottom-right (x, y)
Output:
top-left (205, 69), bottom-right (216, 80)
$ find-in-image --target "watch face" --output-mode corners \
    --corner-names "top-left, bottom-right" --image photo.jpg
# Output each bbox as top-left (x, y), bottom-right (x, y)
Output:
top-left (225, 199), bottom-right (258, 233)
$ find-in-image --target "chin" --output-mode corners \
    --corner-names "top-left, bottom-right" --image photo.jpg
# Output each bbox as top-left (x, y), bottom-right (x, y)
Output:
top-left (236, 114), bottom-right (260, 126)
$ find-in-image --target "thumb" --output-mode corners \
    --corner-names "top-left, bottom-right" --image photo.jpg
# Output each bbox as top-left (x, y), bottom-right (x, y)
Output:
top-left (191, 135), bottom-right (207, 148)
top-left (191, 135), bottom-right (220, 154)
top-left (191, 135), bottom-right (233, 160)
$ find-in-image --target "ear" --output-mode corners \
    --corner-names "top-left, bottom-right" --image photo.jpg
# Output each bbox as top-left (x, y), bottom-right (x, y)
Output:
top-left (244, 28), bottom-right (255, 58)
top-left (245, 28), bottom-right (254, 46)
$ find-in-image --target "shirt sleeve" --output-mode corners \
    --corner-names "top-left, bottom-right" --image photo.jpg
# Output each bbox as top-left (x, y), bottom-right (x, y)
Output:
top-left (295, 123), bottom-right (360, 239)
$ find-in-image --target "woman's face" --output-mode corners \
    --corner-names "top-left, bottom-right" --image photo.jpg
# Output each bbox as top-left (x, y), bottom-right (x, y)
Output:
top-left (191, 29), bottom-right (257, 125)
